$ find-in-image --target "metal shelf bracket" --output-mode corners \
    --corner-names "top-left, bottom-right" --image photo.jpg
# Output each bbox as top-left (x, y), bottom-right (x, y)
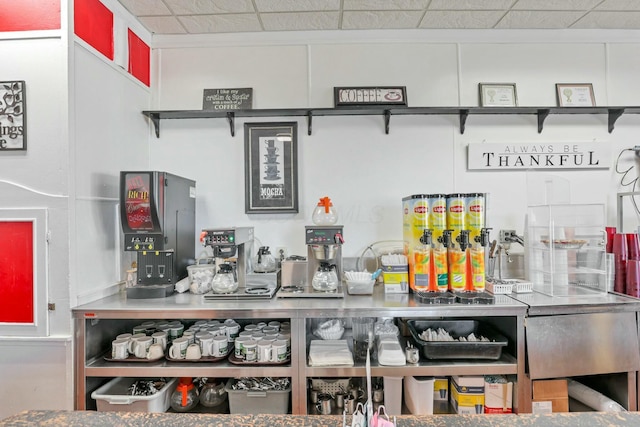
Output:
top-left (459, 109), bottom-right (469, 134)
top-left (384, 110), bottom-right (391, 134)
top-left (227, 112), bottom-right (235, 137)
top-left (608, 108), bottom-right (624, 133)
top-left (150, 114), bottom-right (160, 138)
top-left (306, 111), bottom-right (313, 135)
top-left (537, 109), bottom-right (550, 133)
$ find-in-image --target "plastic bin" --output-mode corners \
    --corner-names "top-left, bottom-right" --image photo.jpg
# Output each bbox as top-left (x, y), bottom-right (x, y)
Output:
top-left (92, 377), bottom-right (178, 413)
top-left (225, 378), bottom-right (290, 414)
top-left (383, 376), bottom-right (403, 415)
top-left (407, 320), bottom-right (508, 360)
top-left (404, 376), bottom-right (434, 414)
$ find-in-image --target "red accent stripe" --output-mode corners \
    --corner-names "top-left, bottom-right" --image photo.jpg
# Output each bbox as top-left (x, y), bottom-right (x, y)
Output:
top-left (128, 29), bottom-right (150, 87)
top-left (74, 0), bottom-right (114, 60)
top-left (0, 0), bottom-right (60, 31)
top-left (0, 222), bottom-right (34, 323)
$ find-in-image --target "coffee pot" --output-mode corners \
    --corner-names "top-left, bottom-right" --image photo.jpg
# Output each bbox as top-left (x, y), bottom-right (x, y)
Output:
top-left (312, 262), bottom-right (338, 292)
top-left (253, 246), bottom-right (277, 273)
top-left (211, 263), bottom-right (238, 294)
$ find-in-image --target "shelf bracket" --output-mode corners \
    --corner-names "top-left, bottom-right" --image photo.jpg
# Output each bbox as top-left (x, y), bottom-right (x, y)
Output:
top-left (150, 114), bottom-right (160, 138)
top-left (459, 109), bottom-right (469, 134)
top-left (306, 111), bottom-right (313, 135)
top-left (608, 108), bottom-right (624, 133)
top-left (227, 112), bottom-right (236, 137)
top-left (537, 109), bottom-right (550, 133)
top-left (384, 110), bottom-right (391, 134)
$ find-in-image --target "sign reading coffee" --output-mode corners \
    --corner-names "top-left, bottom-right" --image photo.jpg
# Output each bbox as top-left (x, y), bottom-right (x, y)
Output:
top-left (202, 88), bottom-right (252, 111)
top-left (467, 142), bottom-right (610, 170)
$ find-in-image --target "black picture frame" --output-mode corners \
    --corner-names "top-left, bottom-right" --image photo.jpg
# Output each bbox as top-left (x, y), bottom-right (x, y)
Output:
top-left (0, 80), bottom-right (26, 151)
top-left (244, 122), bottom-right (298, 214)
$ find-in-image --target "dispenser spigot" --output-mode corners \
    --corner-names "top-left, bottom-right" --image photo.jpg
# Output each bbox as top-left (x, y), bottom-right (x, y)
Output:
top-left (420, 229), bottom-right (433, 246)
top-left (478, 228), bottom-right (492, 247)
top-left (440, 230), bottom-right (453, 248)
top-left (456, 230), bottom-right (470, 251)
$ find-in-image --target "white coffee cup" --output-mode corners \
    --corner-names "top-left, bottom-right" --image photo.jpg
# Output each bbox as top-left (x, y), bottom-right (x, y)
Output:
top-left (132, 324), bottom-right (148, 335)
top-left (225, 322), bottom-right (241, 342)
top-left (111, 338), bottom-right (129, 360)
top-left (168, 324), bottom-right (184, 340)
top-left (182, 330), bottom-right (196, 345)
top-left (244, 324), bottom-right (258, 332)
top-left (116, 333), bottom-right (133, 342)
top-left (268, 321), bottom-right (281, 330)
top-left (208, 325), bottom-right (224, 337)
top-left (239, 331), bottom-right (253, 338)
top-left (194, 320), bottom-right (207, 327)
top-left (186, 343), bottom-right (202, 360)
top-left (261, 326), bottom-right (278, 335)
top-left (251, 332), bottom-right (265, 342)
top-left (211, 335), bottom-right (229, 358)
top-left (272, 339), bottom-right (287, 362)
top-left (152, 331), bottom-right (168, 351)
top-left (128, 333), bottom-right (148, 355)
top-left (257, 341), bottom-right (272, 363)
top-left (277, 332), bottom-right (291, 354)
top-left (198, 334), bottom-right (215, 357)
top-left (256, 322), bottom-right (267, 330)
top-left (131, 336), bottom-right (153, 358)
top-left (146, 343), bottom-right (164, 360)
top-left (169, 336), bottom-right (190, 360)
top-left (243, 339), bottom-right (258, 362)
top-left (234, 336), bottom-right (250, 359)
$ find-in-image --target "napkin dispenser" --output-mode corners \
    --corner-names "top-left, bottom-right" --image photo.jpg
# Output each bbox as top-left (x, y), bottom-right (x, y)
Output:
top-left (281, 257), bottom-right (307, 287)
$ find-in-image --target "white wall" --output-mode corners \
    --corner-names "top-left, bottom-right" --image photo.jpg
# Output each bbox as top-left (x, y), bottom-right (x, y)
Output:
top-left (151, 33), bottom-right (640, 261)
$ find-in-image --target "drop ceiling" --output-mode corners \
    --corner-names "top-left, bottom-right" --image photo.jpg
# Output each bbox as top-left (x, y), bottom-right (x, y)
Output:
top-left (116, 0), bottom-right (640, 35)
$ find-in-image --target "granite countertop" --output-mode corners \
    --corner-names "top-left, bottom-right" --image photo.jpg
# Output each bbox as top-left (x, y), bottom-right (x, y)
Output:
top-left (3, 411), bottom-right (640, 427)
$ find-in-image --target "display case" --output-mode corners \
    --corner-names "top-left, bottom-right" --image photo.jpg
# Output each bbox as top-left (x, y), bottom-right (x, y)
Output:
top-left (526, 203), bottom-right (607, 296)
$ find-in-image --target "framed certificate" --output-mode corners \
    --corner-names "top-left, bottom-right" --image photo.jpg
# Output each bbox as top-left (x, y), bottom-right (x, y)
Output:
top-left (556, 83), bottom-right (595, 107)
top-left (479, 83), bottom-right (518, 107)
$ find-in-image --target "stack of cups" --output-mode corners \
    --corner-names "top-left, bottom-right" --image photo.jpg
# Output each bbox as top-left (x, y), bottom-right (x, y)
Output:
top-left (608, 228), bottom-right (640, 297)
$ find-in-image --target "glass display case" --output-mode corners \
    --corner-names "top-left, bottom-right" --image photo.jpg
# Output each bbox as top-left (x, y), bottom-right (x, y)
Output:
top-left (526, 204), bottom-right (607, 296)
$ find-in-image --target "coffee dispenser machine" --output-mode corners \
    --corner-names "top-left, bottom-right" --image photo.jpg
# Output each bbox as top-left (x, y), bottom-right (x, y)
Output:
top-left (120, 171), bottom-right (196, 298)
top-left (307, 225), bottom-right (344, 294)
top-left (200, 226), bottom-right (254, 288)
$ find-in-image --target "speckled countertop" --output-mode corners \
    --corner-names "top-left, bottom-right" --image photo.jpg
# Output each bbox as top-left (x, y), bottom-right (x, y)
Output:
top-left (3, 411), bottom-right (640, 427)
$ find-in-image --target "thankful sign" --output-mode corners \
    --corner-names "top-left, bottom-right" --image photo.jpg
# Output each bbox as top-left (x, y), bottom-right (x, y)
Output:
top-left (467, 142), bottom-right (610, 170)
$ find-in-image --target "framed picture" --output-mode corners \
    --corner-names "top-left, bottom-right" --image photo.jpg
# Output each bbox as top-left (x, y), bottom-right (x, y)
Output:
top-left (479, 83), bottom-right (518, 107)
top-left (244, 122), bottom-right (298, 214)
top-left (556, 83), bottom-right (595, 107)
top-left (0, 80), bottom-right (26, 150)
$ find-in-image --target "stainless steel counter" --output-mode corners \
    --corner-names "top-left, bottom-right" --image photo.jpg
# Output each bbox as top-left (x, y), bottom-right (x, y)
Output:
top-left (509, 288), bottom-right (640, 316)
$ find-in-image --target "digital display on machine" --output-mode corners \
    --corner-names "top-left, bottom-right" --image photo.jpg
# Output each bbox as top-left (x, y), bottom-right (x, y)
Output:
top-left (124, 173), bottom-right (154, 231)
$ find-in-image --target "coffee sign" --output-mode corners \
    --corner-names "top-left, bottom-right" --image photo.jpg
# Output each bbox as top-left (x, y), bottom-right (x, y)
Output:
top-left (203, 88), bottom-right (252, 111)
top-left (467, 142), bottom-right (610, 170)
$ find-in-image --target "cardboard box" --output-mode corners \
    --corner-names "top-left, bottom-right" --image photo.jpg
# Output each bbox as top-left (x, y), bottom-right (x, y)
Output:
top-left (450, 376), bottom-right (484, 414)
top-left (484, 380), bottom-right (513, 413)
top-left (532, 379), bottom-right (568, 413)
top-left (433, 377), bottom-right (449, 401)
top-left (382, 263), bottom-right (408, 294)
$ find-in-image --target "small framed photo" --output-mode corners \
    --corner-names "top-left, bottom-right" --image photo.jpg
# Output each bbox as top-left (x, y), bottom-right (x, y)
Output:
top-left (556, 83), bottom-right (595, 107)
top-left (479, 83), bottom-right (518, 107)
top-left (244, 122), bottom-right (298, 214)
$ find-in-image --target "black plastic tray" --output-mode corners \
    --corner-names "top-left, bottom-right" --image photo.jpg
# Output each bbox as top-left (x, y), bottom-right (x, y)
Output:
top-left (407, 319), bottom-right (508, 360)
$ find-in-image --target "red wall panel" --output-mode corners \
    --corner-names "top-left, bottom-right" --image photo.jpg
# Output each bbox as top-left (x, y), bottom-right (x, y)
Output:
top-left (0, 222), bottom-right (34, 323)
top-left (128, 29), bottom-right (150, 87)
top-left (0, 0), bottom-right (60, 32)
top-left (74, 0), bottom-right (114, 60)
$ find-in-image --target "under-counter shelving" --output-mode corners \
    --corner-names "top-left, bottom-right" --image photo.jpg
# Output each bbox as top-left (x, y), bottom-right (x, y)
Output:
top-left (142, 105), bottom-right (640, 137)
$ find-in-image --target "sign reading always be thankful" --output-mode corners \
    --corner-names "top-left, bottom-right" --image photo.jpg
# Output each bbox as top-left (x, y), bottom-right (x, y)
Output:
top-left (467, 142), bottom-right (610, 170)
top-left (0, 81), bottom-right (26, 151)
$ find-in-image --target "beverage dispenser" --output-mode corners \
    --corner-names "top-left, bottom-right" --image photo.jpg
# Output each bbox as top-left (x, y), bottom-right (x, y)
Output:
top-left (120, 171), bottom-right (196, 298)
top-left (306, 225), bottom-right (344, 292)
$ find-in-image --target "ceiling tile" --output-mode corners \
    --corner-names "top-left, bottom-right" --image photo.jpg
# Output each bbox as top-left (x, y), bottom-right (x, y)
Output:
top-left (178, 14), bottom-right (262, 33)
top-left (138, 16), bottom-right (187, 33)
top-left (342, 11), bottom-right (424, 29)
top-left (343, 0), bottom-right (430, 10)
top-left (255, 0), bottom-right (340, 12)
top-left (118, 0), bottom-right (172, 16)
top-left (261, 12), bottom-right (339, 31)
top-left (572, 11), bottom-right (640, 28)
top-left (420, 11), bottom-right (505, 28)
top-left (429, 0), bottom-right (516, 10)
top-left (164, 0), bottom-right (254, 15)
top-left (495, 11), bottom-right (585, 28)
top-left (513, 0), bottom-right (601, 10)
top-left (596, 0), bottom-right (640, 10)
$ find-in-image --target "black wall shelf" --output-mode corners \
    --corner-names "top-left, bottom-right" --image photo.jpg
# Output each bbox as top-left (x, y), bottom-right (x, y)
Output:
top-left (142, 106), bottom-right (640, 138)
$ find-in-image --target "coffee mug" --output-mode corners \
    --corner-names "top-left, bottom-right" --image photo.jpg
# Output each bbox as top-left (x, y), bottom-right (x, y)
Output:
top-left (268, 320), bottom-right (281, 330)
top-left (261, 326), bottom-right (278, 335)
top-left (168, 324), bottom-right (184, 340)
top-left (225, 322), bottom-right (241, 341)
top-left (243, 339), bottom-right (258, 362)
top-left (251, 332), bottom-right (265, 342)
top-left (182, 330), bottom-right (196, 345)
top-left (185, 343), bottom-right (202, 360)
top-left (257, 342), bottom-right (272, 363)
top-left (146, 343), bottom-right (164, 360)
top-left (127, 333), bottom-right (148, 355)
top-left (234, 336), bottom-right (250, 359)
top-left (169, 336), bottom-right (190, 360)
top-left (116, 333), bottom-right (132, 342)
top-left (131, 336), bottom-right (153, 358)
top-left (199, 334), bottom-right (215, 357)
top-left (111, 338), bottom-right (129, 360)
top-left (132, 325), bottom-right (147, 335)
top-left (272, 339), bottom-right (287, 362)
top-left (256, 322), bottom-right (267, 330)
top-left (244, 324), bottom-right (258, 332)
top-left (211, 335), bottom-right (229, 358)
top-left (152, 331), bottom-right (168, 350)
